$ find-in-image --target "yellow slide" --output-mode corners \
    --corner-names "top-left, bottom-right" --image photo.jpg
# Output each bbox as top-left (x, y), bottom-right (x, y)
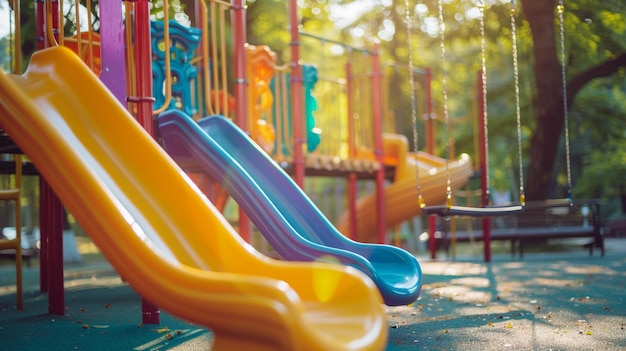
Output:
top-left (0, 47), bottom-right (387, 351)
top-left (337, 133), bottom-right (473, 243)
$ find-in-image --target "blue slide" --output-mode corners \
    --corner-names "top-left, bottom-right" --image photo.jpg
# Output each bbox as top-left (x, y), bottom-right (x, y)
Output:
top-left (157, 110), bottom-right (422, 306)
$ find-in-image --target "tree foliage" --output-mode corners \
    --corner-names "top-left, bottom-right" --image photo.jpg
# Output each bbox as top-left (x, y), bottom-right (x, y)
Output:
top-left (1, 0), bottom-right (624, 217)
top-left (245, 0), bottom-right (625, 216)
top-left (521, 0), bottom-right (626, 206)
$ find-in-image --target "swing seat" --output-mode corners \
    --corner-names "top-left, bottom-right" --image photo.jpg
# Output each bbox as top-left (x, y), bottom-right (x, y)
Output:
top-left (422, 204), bottom-right (524, 218)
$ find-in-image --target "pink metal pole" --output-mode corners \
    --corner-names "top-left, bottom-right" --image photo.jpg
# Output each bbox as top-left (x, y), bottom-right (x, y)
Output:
top-left (288, 0), bottom-right (305, 188)
top-left (371, 43), bottom-right (386, 244)
top-left (231, 0), bottom-right (250, 242)
top-left (477, 70), bottom-right (491, 262)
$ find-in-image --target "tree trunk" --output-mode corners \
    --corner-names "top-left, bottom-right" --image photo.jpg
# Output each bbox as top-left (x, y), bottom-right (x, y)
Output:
top-left (521, 0), bottom-right (565, 201)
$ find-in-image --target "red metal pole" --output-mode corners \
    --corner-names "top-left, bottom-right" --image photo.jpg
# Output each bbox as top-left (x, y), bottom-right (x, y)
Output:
top-left (49, 4), bottom-right (63, 310)
top-left (425, 68), bottom-right (434, 155)
top-left (346, 61), bottom-right (354, 158)
top-left (41, 21), bottom-right (65, 305)
top-left (132, 0), bottom-right (154, 135)
top-left (132, 0), bottom-right (160, 324)
top-left (36, 0), bottom-right (44, 51)
top-left (40, 179), bottom-right (65, 315)
top-left (231, 0), bottom-right (250, 242)
top-left (428, 215), bottom-right (437, 259)
top-left (35, 0), bottom-right (46, 293)
top-left (347, 176), bottom-right (357, 241)
top-left (346, 62), bottom-right (357, 240)
top-left (425, 68), bottom-right (439, 258)
top-left (288, 0), bottom-right (305, 188)
top-left (477, 70), bottom-right (491, 262)
top-left (371, 43), bottom-right (386, 244)
top-left (232, 1), bottom-right (247, 127)
top-left (35, 0), bottom-right (65, 316)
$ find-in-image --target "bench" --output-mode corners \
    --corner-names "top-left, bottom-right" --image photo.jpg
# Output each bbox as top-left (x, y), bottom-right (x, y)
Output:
top-left (0, 248), bottom-right (39, 267)
top-left (0, 227), bottom-right (41, 267)
top-left (437, 199), bottom-right (603, 258)
top-left (606, 218), bottom-right (626, 237)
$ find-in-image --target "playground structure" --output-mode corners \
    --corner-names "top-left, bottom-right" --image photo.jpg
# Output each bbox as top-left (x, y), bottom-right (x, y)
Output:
top-left (0, 47), bottom-right (389, 350)
top-left (0, 0), bottom-right (477, 348)
top-left (157, 110), bottom-right (422, 306)
top-left (0, 0), bottom-right (476, 243)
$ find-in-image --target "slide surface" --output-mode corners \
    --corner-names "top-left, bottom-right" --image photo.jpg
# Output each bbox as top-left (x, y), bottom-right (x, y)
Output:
top-left (336, 135), bottom-right (474, 243)
top-left (0, 47), bottom-right (387, 351)
top-left (157, 111), bottom-right (422, 306)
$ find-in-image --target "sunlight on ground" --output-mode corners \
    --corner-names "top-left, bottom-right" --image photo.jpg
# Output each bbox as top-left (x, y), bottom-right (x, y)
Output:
top-left (134, 328), bottom-right (212, 351)
top-left (64, 275), bottom-right (124, 290)
top-left (450, 276), bottom-right (491, 288)
top-left (421, 261), bottom-right (487, 276)
top-left (0, 284), bottom-right (17, 297)
top-left (531, 277), bottom-right (585, 287)
top-left (426, 284), bottom-right (493, 304)
top-left (563, 264), bottom-right (620, 276)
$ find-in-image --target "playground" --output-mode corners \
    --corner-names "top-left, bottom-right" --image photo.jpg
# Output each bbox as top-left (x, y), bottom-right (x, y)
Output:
top-left (1, 238), bottom-right (626, 350)
top-left (0, 0), bottom-right (624, 350)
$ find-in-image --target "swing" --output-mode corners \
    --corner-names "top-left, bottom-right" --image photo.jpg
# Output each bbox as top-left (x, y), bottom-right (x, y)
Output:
top-left (406, 0), bottom-right (526, 218)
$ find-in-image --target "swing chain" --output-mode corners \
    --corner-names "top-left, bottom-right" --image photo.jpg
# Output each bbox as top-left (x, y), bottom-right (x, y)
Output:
top-left (405, 0), bottom-right (426, 209)
top-left (437, 0), bottom-right (453, 209)
top-left (479, 1), bottom-right (490, 206)
top-left (557, 0), bottom-right (573, 203)
top-left (510, 0), bottom-right (526, 206)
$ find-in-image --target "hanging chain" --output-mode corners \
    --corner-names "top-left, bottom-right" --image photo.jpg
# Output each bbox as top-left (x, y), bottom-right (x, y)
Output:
top-left (510, 0), bottom-right (526, 206)
top-left (438, 0), bottom-right (452, 209)
top-left (557, 0), bottom-right (573, 201)
top-left (479, 1), bottom-right (490, 205)
top-left (404, 0), bottom-right (425, 208)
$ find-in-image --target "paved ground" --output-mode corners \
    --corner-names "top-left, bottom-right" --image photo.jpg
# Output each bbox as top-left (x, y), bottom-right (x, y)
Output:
top-left (0, 238), bottom-right (625, 350)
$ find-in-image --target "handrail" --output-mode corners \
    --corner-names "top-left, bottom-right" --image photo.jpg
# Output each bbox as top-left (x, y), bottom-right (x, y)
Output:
top-left (299, 31), bottom-right (374, 55)
top-left (124, 1), bottom-right (137, 114)
top-left (152, 4), bottom-right (174, 115)
top-left (12, 0), bottom-right (21, 74)
top-left (85, 0), bottom-right (94, 71)
top-left (45, 0), bottom-right (59, 47)
top-left (195, 0), bottom-right (232, 117)
top-left (198, 0), bottom-right (213, 115)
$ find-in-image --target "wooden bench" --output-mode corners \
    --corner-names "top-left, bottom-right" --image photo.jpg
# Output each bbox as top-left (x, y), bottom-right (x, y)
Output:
top-left (437, 199), bottom-right (604, 258)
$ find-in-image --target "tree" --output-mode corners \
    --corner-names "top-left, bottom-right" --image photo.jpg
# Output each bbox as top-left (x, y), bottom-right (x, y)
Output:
top-left (304, 0), bottom-right (626, 206)
top-left (521, 0), bottom-right (626, 200)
